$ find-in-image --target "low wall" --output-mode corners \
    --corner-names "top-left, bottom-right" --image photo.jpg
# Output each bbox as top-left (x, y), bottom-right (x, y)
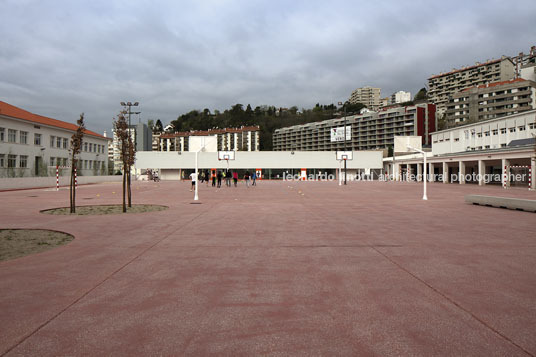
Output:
top-left (0, 175), bottom-right (123, 191)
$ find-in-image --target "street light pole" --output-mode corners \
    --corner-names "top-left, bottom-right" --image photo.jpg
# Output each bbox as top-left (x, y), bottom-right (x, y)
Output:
top-left (408, 145), bottom-right (428, 200)
top-left (120, 101), bottom-right (139, 207)
top-left (338, 101), bottom-right (348, 185)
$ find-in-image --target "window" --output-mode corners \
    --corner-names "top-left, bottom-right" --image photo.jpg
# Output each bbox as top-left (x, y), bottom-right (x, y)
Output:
top-left (477, 133), bottom-right (482, 138)
top-left (484, 131), bottom-right (490, 136)
top-left (34, 133), bottom-right (42, 145)
top-left (8, 129), bottom-right (17, 143)
top-left (500, 128), bottom-right (506, 134)
top-left (8, 155), bottom-right (17, 168)
top-left (485, 145), bottom-right (490, 149)
top-left (56, 137), bottom-right (62, 148)
top-left (492, 129), bottom-right (498, 135)
top-left (20, 131), bottom-right (28, 144)
top-left (509, 128), bottom-right (516, 133)
top-left (0, 154), bottom-right (4, 167)
top-left (454, 138), bottom-right (460, 142)
top-left (50, 136), bottom-right (55, 148)
top-left (84, 142), bottom-right (88, 152)
top-left (89, 143), bottom-right (93, 152)
top-left (20, 155), bottom-right (28, 168)
top-left (50, 157), bottom-right (55, 166)
top-left (63, 138), bottom-right (68, 149)
top-left (0, 128), bottom-right (4, 141)
top-left (530, 123), bottom-right (535, 129)
top-left (518, 126), bottom-right (525, 131)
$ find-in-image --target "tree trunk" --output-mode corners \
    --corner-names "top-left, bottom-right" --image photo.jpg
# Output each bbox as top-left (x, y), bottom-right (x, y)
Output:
top-left (127, 167), bottom-right (132, 207)
top-left (122, 167), bottom-right (127, 213)
top-left (70, 164), bottom-right (75, 213)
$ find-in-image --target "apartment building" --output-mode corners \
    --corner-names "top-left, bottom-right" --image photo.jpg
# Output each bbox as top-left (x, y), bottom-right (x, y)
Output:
top-left (349, 86), bottom-right (381, 110)
top-left (157, 126), bottom-right (260, 152)
top-left (0, 101), bottom-right (110, 177)
top-left (445, 78), bottom-right (536, 127)
top-left (273, 103), bottom-right (436, 151)
top-left (390, 91), bottom-right (411, 105)
top-left (428, 57), bottom-right (515, 115)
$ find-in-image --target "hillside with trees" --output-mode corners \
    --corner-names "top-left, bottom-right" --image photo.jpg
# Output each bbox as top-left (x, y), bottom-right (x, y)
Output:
top-left (167, 102), bottom-right (365, 150)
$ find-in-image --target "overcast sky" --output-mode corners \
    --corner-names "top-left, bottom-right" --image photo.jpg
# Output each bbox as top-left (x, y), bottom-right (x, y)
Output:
top-left (1, 0), bottom-right (535, 134)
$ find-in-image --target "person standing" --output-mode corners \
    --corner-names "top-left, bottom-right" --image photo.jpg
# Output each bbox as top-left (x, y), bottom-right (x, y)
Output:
top-left (211, 170), bottom-right (216, 187)
top-left (205, 169), bottom-right (210, 186)
top-left (233, 171), bottom-right (238, 187)
top-left (189, 171), bottom-right (197, 192)
top-left (217, 170), bottom-right (223, 188)
top-left (251, 171), bottom-right (257, 186)
top-left (226, 169), bottom-right (232, 187)
top-left (244, 170), bottom-right (250, 188)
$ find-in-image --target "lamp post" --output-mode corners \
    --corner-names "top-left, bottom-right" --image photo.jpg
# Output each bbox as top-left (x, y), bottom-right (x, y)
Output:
top-left (194, 136), bottom-right (217, 201)
top-left (408, 145), bottom-right (428, 200)
top-left (120, 102), bottom-right (139, 169)
top-left (338, 101), bottom-right (348, 185)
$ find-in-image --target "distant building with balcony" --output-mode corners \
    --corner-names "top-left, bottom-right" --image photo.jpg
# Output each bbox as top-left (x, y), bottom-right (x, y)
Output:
top-left (390, 91), bottom-right (411, 105)
top-left (445, 78), bottom-right (536, 127)
top-left (157, 126), bottom-right (260, 152)
top-left (349, 86), bottom-right (381, 110)
top-left (273, 103), bottom-right (436, 151)
top-left (428, 57), bottom-right (516, 115)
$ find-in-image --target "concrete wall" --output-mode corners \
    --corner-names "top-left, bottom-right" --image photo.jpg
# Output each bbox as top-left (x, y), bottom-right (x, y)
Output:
top-left (0, 175), bottom-right (122, 191)
top-left (135, 150), bottom-right (383, 172)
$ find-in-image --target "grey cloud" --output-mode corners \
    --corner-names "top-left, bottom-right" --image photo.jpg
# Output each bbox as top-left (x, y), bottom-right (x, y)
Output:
top-left (1, 0), bottom-right (535, 134)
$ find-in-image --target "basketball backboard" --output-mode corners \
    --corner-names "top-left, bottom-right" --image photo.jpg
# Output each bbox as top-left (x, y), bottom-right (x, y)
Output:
top-left (336, 151), bottom-right (353, 161)
top-left (394, 136), bottom-right (422, 153)
top-left (217, 151), bottom-right (236, 160)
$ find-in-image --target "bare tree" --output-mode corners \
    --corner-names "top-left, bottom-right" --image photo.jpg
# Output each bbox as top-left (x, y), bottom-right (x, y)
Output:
top-left (114, 112), bottom-right (129, 213)
top-left (70, 114), bottom-right (85, 213)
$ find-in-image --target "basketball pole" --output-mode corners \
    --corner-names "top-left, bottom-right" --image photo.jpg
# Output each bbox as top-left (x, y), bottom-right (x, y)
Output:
top-left (408, 145), bottom-right (427, 201)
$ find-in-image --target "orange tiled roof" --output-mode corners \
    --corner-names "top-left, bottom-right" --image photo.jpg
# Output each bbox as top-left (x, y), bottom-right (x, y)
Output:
top-left (461, 78), bottom-right (529, 92)
top-left (0, 100), bottom-right (107, 139)
top-left (160, 126), bottom-right (260, 138)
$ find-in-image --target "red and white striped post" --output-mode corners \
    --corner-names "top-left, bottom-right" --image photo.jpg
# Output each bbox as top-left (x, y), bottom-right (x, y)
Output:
top-left (74, 168), bottom-right (78, 188)
top-left (503, 165), bottom-right (507, 189)
top-left (529, 167), bottom-right (532, 190)
top-left (56, 165), bottom-right (59, 191)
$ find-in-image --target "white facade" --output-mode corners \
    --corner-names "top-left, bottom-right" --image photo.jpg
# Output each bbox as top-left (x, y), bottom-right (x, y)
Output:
top-left (0, 102), bottom-right (109, 178)
top-left (520, 63), bottom-right (536, 82)
top-left (384, 110), bottom-right (536, 189)
top-left (432, 110), bottom-right (536, 155)
top-left (135, 150), bottom-right (383, 180)
top-left (391, 91), bottom-right (411, 104)
top-left (111, 128), bottom-right (136, 173)
top-left (188, 136), bottom-right (218, 152)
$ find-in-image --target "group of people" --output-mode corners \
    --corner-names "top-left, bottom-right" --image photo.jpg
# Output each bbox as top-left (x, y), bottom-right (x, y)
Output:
top-left (190, 170), bottom-right (257, 191)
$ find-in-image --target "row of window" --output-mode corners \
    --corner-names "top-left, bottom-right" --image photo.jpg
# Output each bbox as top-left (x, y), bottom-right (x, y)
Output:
top-left (434, 123), bottom-right (535, 143)
top-left (1, 127), bottom-right (105, 153)
top-left (0, 154), bottom-right (106, 170)
top-left (0, 154), bottom-right (28, 168)
top-left (83, 142), bottom-right (106, 154)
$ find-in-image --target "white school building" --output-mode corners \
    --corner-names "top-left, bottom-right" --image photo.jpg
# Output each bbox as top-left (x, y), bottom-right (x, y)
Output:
top-left (384, 110), bottom-right (536, 189)
top-left (135, 150), bottom-right (384, 181)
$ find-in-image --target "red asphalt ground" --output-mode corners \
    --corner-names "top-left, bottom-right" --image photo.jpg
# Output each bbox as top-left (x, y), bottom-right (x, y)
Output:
top-left (0, 179), bottom-right (535, 356)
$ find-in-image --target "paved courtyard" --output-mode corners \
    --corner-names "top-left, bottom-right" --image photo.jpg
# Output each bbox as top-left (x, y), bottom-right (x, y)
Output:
top-left (1, 180), bottom-right (535, 356)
